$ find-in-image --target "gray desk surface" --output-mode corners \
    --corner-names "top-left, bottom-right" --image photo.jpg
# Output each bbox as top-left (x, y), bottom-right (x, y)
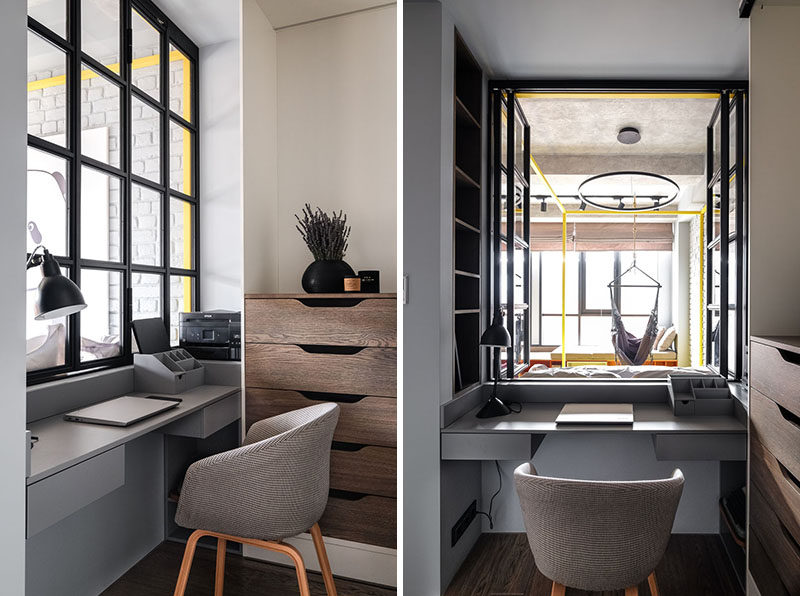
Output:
top-left (442, 402), bottom-right (746, 435)
top-left (27, 385), bottom-right (239, 485)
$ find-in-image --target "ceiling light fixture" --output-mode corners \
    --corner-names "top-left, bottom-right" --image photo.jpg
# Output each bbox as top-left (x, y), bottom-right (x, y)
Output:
top-left (540, 198), bottom-right (547, 212)
top-left (579, 201), bottom-right (587, 211)
top-left (577, 171), bottom-right (680, 212)
top-left (617, 127), bottom-right (641, 145)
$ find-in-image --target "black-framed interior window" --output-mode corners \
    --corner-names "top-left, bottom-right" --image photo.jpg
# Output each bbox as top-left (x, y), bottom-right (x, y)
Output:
top-left (26, 0), bottom-right (199, 384)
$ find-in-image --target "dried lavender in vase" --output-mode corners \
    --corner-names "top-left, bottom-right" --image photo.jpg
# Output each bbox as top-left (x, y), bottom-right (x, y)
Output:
top-left (295, 204), bottom-right (356, 293)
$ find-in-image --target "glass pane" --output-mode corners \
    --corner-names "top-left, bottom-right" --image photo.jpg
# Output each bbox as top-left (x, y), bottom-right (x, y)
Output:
top-left (541, 252), bottom-right (578, 314)
top-left (27, 146), bottom-right (68, 256)
top-left (170, 197), bottom-right (194, 269)
top-left (81, 63), bottom-right (121, 168)
top-left (131, 9), bottom-right (161, 101)
top-left (81, 0), bottom-right (120, 72)
top-left (500, 104), bottom-right (507, 167)
top-left (728, 309), bottom-right (737, 377)
top-left (169, 275), bottom-right (193, 344)
top-left (712, 109), bottom-right (721, 175)
top-left (710, 310), bottom-right (721, 368)
top-left (28, 0), bottom-right (67, 39)
top-left (580, 316), bottom-right (612, 347)
top-left (132, 97), bottom-right (161, 183)
top-left (728, 176), bottom-right (736, 236)
top-left (514, 111), bottom-right (525, 174)
top-left (81, 166), bottom-right (121, 262)
top-left (712, 245), bottom-right (721, 307)
top-left (169, 120), bottom-right (192, 194)
top-left (584, 252), bottom-right (614, 311)
top-left (132, 184), bottom-right (162, 266)
top-left (169, 44), bottom-right (192, 122)
top-left (541, 315), bottom-right (578, 348)
top-left (26, 266), bottom-right (68, 371)
top-left (132, 272), bottom-right (162, 320)
top-left (619, 252), bottom-right (661, 315)
top-left (80, 269), bottom-right (123, 362)
top-left (27, 31), bottom-right (67, 146)
top-left (729, 102), bottom-right (737, 167)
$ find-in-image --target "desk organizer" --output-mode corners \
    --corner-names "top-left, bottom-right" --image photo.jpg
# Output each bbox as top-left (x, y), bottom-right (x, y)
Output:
top-left (134, 349), bottom-right (205, 394)
top-left (667, 375), bottom-right (733, 416)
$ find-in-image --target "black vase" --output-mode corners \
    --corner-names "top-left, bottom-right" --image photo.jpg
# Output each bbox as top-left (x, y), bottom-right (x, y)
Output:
top-left (301, 260), bottom-right (355, 293)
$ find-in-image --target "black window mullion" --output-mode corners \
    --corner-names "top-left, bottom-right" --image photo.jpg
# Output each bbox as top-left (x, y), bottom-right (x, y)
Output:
top-left (705, 118), bottom-right (715, 367)
top-left (68, 0), bottom-right (81, 372)
top-left (122, 2), bottom-right (133, 362)
top-left (491, 90), bottom-right (502, 380)
top-left (505, 90), bottom-right (515, 377)
top-left (719, 92), bottom-right (729, 376)
top-left (161, 17), bottom-right (172, 336)
top-left (28, 17), bottom-right (74, 53)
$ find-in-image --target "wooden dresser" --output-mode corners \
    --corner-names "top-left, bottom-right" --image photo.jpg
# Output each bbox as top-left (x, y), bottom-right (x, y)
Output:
top-left (244, 293), bottom-right (396, 549)
top-left (749, 336), bottom-right (800, 595)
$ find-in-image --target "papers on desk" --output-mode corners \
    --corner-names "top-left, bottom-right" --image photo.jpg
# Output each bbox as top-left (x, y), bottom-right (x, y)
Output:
top-left (555, 403), bottom-right (634, 425)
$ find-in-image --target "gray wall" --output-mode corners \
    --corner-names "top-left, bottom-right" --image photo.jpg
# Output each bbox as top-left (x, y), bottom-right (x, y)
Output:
top-left (481, 434), bottom-right (720, 534)
top-left (749, 4), bottom-right (800, 337)
top-left (0, 0), bottom-right (29, 592)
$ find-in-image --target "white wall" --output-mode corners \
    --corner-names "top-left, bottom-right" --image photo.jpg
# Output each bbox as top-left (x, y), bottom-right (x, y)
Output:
top-left (749, 5), bottom-right (800, 336)
top-left (200, 37), bottom-right (243, 310)
top-left (241, 0), bottom-right (278, 294)
top-left (275, 5), bottom-right (397, 292)
top-left (0, 0), bottom-right (28, 591)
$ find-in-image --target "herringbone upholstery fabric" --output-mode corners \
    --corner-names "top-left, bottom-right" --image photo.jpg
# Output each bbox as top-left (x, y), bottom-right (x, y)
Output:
top-left (175, 403), bottom-right (339, 541)
top-left (513, 462), bottom-right (684, 591)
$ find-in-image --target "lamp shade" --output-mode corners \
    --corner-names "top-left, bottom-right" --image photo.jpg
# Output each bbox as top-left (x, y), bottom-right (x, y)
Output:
top-left (34, 250), bottom-right (87, 320)
top-left (480, 312), bottom-right (511, 347)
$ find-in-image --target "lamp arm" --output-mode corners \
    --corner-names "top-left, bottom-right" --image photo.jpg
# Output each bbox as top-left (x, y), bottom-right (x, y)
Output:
top-left (26, 245), bottom-right (46, 270)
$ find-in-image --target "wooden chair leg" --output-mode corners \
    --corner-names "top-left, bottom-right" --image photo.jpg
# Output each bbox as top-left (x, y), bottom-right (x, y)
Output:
top-left (550, 582), bottom-right (566, 596)
top-left (647, 572), bottom-right (659, 596)
top-left (310, 523), bottom-right (338, 596)
top-left (215, 537), bottom-right (227, 596)
top-left (625, 586), bottom-right (639, 596)
top-left (276, 541), bottom-right (311, 596)
top-left (173, 529), bottom-right (204, 596)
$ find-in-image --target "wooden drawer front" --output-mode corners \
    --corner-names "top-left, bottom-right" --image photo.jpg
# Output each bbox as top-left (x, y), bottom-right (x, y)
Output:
top-left (246, 389), bottom-right (396, 447)
top-left (245, 344), bottom-right (396, 397)
top-left (750, 484), bottom-right (800, 593)
top-left (331, 446), bottom-right (396, 497)
top-left (750, 389), bottom-right (800, 479)
top-left (246, 298), bottom-right (396, 347)
top-left (751, 436), bottom-right (800, 540)
top-left (751, 341), bottom-right (800, 417)
top-left (749, 529), bottom-right (790, 596)
top-left (320, 495), bottom-right (396, 549)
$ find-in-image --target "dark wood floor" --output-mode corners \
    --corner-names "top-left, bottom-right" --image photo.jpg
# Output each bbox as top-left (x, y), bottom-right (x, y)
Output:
top-left (102, 540), bottom-right (396, 596)
top-left (444, 533), bottom-right (743, 596)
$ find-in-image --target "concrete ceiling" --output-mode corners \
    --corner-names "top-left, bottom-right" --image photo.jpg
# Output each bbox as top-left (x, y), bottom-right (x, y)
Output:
top-left (442, 0), bottom-right (748, 79)
top-left (256, 0), bottom-right (393, 29)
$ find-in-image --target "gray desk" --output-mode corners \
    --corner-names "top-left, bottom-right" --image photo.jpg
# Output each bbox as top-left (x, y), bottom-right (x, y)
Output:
top-left (441, 402), bottom-right (746, 461)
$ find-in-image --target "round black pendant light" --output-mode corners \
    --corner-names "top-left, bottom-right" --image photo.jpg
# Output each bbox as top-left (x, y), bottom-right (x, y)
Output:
top-left (577, 171), bottom-right (680, 212)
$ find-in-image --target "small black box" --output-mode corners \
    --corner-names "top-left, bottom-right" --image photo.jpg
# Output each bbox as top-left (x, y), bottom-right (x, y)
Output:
top-left (358, 270), bottom-right (380, 293)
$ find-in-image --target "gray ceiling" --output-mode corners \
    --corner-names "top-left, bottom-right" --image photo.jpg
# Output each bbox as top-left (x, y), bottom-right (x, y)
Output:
top-left (442, 0), bottom-right (749, 79)
top-left (256, 0), bottom-right (394, 29)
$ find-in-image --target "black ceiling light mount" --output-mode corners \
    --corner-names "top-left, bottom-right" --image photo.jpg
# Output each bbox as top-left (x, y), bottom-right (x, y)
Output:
top-left (617, 126), bottom-right (641, 145)
top-left (577, 171), bottom-right (680, 213)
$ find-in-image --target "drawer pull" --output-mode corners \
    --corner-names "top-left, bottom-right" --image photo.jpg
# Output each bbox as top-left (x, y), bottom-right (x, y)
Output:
top-left (298, 298), bottom-right (365, 308)
top-left (331, 441), bottom-right (366, 452)
top-left (297, 391), bottom-right (367, 404)
top-left (779, 460), bottom-right (800, 495)
top-left (778, 347), bottom-right (800, 366)
top-left (329, 489), bottom-right (367, 501)
top-left (780, 522), bottom-right (800, 556)
top-left (778, 403), bottom-right (800, 430)
top-left (297, 344), bottom-right (364, 355)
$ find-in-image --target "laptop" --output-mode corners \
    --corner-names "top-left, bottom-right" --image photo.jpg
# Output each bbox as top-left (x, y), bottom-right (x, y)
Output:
top-left (64, 395), bottom-right (181, 427)
top-left (555, 403), bottom-right (634, 425)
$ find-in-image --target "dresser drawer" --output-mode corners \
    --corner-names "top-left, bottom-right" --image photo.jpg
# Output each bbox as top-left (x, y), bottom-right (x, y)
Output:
top-left (749, 529), bottom-right (790, 596)
top-left (751, 436), bottom-right (800, 542)
top-left (750, 485), bottom-right (800, 594)
top-left (331, 446), bottom-right (396, 498)
top-left (245, 298), bottom-right (396, 347)
top-left (246, 388), bottom-right (396, 447)
top-left (320, 494), bottom-right (396, 549)
top-left (750, 389), bottom-right (800, 478)
top-left (751, 341), bottom-right (800, 417)
top-left (245, 344), bottom-right (396, 397)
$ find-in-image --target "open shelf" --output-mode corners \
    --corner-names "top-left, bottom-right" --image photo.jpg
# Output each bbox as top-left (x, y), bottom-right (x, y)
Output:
top-left (455, 218), bottom-right (480, 234)
top-left (455, 165), bottom-right (480, 189)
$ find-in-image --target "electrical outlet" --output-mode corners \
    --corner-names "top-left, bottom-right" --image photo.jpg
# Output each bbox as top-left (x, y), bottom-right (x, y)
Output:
top-left (451, 499), bottom-right (477, 547)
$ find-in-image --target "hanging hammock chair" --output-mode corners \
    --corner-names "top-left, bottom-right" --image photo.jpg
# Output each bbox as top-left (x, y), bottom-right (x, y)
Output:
top-left (608, 261), bottom-right (661, 366)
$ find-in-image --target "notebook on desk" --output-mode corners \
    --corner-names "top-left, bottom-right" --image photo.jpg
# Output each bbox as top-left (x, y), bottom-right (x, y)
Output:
top-left (555, 403), bottom-right (634, 425)
top-left (64, 395), bottom-right (182, 427)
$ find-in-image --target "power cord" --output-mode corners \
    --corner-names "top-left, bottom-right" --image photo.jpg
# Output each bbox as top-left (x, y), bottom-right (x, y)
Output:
top-left (476, 460), bottom-right (503, 530)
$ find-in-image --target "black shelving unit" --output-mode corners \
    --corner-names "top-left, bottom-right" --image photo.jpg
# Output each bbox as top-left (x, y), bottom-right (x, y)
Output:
top-left (453, 31), bottom-right (483, 394)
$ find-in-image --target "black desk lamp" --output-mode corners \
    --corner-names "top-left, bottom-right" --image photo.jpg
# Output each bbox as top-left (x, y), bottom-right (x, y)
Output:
top-left (477, 310), bottom-right (513, 419)
top-left (26, 245), bottom-right (87, 319)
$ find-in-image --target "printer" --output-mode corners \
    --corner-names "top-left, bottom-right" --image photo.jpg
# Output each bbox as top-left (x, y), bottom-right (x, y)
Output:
top-left (178, 310), bottom-right (241, 361)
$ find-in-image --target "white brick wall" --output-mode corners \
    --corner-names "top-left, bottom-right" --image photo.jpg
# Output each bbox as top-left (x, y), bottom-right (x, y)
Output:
top-left (28, 55), bottom-right (192, 341)
top-left (688, 215), bottom-right (704, 366)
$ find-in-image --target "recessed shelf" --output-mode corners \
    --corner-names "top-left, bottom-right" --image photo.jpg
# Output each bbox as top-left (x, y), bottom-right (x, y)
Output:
top-left (455, 96), bottom-right (481, 129)
top-left (455, 269), bottom-right (480, 279)
top-left (455, 166), bottom-right (480, 189)
top-left (455, 218), bottom-right (480, 234)
top-left (455, 309), bottom-right (480, 315)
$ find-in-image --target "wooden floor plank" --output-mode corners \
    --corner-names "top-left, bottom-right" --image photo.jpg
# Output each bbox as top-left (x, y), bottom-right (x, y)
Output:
top-left (444, 534), bottom-right (743, 596)
top-left (102, 540), bottom-right (395, 596)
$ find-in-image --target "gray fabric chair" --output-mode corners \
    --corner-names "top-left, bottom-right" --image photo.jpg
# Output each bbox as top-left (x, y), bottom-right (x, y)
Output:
top-left (513, 462), bottom-right (684, 596)
top-left (173, 402), bottom-right (340, 596)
